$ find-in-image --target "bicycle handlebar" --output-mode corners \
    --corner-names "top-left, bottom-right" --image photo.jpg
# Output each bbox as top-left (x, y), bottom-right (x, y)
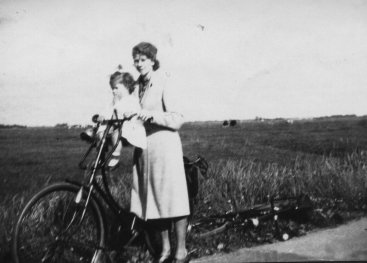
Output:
top-left (92, 113), bottom-right (138, 125)
top-left (93, 113), bottom-right (154, 125)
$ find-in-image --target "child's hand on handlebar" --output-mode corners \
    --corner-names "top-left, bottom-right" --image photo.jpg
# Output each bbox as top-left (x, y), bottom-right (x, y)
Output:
top-left (137, 110), bottom-right (154, 122)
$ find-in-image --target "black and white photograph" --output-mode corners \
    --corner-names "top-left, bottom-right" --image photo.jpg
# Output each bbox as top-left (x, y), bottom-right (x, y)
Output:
top-left (1, 0), bottom-right (367, 262)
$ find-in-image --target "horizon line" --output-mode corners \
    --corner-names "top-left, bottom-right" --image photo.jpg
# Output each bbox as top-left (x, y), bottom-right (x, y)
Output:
top-left (1, 113), bottom-right (366, 128)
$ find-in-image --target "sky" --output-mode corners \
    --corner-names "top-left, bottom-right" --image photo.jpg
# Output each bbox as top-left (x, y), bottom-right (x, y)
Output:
top-left (0, 0), bottom-right (366, 126)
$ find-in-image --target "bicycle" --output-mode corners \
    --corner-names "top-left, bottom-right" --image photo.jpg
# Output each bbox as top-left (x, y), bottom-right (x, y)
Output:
top-left (187, 194), bottom-right (313, 244)
top-left (186, 159), bottom-right (313, 246)
top-left (12, 114), bottom-right (172, 263)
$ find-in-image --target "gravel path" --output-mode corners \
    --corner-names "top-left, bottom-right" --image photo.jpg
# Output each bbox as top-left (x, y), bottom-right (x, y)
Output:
top-left (192, 217), bottom-right (367, 262)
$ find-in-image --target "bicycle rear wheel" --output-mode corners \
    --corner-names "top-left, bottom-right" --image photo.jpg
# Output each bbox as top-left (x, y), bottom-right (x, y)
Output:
top-left (188, 202), bottom-right (280, 239)
top-left (12, 182), bottom-right (105, 263)
top-left (188, 217), bottom-right (230, 238)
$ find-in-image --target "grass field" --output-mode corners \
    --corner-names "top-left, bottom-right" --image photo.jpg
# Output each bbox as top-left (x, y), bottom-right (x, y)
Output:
top-left (1, 116), bottom-right (367, 261)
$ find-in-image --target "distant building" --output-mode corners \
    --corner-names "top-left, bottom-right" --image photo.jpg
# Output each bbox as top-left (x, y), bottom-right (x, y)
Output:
top-left (55, 123), bottom-right (68, 129)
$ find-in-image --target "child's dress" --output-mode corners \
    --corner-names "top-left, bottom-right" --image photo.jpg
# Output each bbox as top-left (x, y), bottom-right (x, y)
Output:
top-left (98, 95), bottom-right (147, 149)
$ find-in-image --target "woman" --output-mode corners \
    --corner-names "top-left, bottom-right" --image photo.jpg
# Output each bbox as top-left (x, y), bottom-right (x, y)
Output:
top-left (130, 42), bottom-right (190, 263)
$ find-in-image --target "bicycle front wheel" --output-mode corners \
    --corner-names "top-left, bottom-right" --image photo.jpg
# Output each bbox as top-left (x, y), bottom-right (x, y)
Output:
top-left (12, 182), bottom-right (105, 263)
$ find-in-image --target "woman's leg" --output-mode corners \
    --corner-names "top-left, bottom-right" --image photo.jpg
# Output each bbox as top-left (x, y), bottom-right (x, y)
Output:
top-left (153, 219), bottom-right (171, 259)
top-left (160, 228), bottom-right (171, 256)
top-left (173, 216), bottom-right (188, 259)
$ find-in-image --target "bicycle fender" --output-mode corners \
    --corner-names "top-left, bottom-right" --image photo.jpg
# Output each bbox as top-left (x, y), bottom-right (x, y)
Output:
top-left (63, 180), bottom-right (107, 236)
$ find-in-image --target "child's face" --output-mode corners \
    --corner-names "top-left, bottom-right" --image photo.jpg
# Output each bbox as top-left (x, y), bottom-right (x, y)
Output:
top-left (111, 83), bottom-right (129, 100)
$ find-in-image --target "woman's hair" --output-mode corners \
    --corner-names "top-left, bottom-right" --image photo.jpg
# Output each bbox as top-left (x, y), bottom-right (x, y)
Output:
top-left (132, 42), bottom-right (160, 71)
top-left (109, 71), bottom-right (136, 94)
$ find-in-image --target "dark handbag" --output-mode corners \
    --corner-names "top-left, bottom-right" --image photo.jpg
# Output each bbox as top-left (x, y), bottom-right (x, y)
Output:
top-left (183, 155), bottom-right (208, 199)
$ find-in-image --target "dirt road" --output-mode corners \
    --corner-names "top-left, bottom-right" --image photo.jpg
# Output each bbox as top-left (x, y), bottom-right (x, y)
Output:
top-left (192, 217), bottom-right (367, 262)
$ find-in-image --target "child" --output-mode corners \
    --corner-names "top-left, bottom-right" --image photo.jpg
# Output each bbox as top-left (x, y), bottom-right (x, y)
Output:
top-left (96, 71), bottom-right (146, 168)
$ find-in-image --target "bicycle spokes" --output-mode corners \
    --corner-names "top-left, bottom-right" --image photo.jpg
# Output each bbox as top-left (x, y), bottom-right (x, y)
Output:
top-left (39, 238), bottom-right (100, 263)
top-left (46, 201), bottom-right (98, 262)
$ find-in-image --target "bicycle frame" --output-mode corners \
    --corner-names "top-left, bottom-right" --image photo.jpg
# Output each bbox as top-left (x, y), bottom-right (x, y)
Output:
top-left (67, 115), bottom-right (143, 248)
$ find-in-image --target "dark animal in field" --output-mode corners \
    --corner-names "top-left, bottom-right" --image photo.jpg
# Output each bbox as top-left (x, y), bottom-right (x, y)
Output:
top-left (222, 120), bottom-right (237, 127)
top-left (230, 120), bottom-right (237, 127)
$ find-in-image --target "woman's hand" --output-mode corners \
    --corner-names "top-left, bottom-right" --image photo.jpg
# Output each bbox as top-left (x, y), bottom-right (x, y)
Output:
top-left (137, 110), bottom-right (154, 122)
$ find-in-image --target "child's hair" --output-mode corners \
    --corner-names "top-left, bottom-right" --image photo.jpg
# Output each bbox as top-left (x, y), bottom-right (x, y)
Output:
top-left (109, 71), bottom-right (136, 94)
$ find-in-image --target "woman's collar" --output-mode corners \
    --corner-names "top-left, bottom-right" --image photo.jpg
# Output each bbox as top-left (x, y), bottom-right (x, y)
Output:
top-left (138, 71), bottom-right (155, 85)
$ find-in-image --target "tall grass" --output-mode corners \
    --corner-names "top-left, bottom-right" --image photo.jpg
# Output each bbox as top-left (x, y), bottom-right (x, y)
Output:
top-left (192, 151), bottom-right (367, 219)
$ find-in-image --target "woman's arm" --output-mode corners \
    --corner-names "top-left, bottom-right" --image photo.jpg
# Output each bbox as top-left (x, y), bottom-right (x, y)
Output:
top-left (150, 110), bottom-right (185, 130)
top-left (149, 81), bottom-right (185, 130)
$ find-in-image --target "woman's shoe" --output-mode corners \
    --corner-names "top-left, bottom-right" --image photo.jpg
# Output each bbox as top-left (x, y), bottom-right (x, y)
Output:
top-left (172, 256), bottom-right (190, 263)
top-left (154, 253), bottom-right (173, 263)
top-left (173, 251), bottom-right (190, 263)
